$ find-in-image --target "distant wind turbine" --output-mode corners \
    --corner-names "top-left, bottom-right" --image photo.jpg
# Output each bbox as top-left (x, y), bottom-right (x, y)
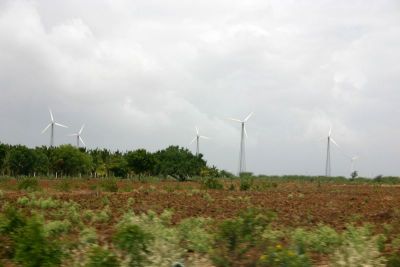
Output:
top-left (190, 126), bottom-right (209, 156)
top-left (41, 109), bottom-right (68, 147)
top-left (228, 112), bottom-right (253, 175)
top-left (324, 127), bottom-right (340, 177)
top-left (69, 124), bottom-right (86, 148)
top-left (350, 156), bottom-right (359, 175)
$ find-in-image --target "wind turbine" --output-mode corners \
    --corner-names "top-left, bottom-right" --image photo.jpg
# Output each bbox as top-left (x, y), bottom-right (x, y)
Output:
top-left (228, 112), bottom-right (253, 176)
top-left (324, 127), bottom-right (340, 177)
top-left (41, 109), bottom-right (68, 147)
top-left (350, 156), bottom-right (359, 176)
top-left (69, 124), bottom-right (86, 148)
top-left (190, 126), bottom-right (209, 156)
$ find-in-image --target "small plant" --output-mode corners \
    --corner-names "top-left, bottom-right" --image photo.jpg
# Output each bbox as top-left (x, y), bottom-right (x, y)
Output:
top-left (13, 216), bottom-right (63, 267)
top-left (202, 177), bottom-right (223, 190)
top-left (56, 179), bottom-right (72, 192)
top-left (17, 177), bottom-right (39, 191)
top-left (257, 244), bottom-right (311, 267)
top-left (100, 178), bottom-right (119, 192)
top-left (80, 227), bottom-right (98, 244)
top-left (114, 222), bottom-right (153, 267)
top-left (44, 219), bottom-right (71, 237)
top-left (179, 217), bottom-right (213, 253)
top-left (85, 245), bottom-right (119, 267)
top-left (240, 177), bottom-right (253, 191)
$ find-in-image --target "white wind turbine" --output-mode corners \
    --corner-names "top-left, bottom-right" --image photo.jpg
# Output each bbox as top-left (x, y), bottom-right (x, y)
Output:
top-left (69, 124), bottom-right (86, 148)
top-left (350, 156), bottom-right (360, 176)
top-left (324, 127), bottom-right (340, 177)
top-left (41, 109), bottom-right (68, 147)
top-left (190, 126), bottom-right (209, 157)
top-left (228, 112), bottom-right (253, 175)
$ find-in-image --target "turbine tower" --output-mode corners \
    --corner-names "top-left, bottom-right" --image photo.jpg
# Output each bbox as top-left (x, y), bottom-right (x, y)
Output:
top-left (228, 112), bottom-right (253, 176)
top-left (325, 127), bottom-right (339, 177)
top-left (190, 126), bottom-right (209, 156)
top-left (350, 156), bottom-right (359, 175)
top-left (41, 109), bottom-right (68, 147)
top-left (69, 124), bottom-right (86, 148)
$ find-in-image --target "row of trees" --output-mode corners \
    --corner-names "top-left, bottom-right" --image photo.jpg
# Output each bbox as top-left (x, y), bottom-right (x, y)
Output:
top-left (0, 143), bottom-right (228, 180)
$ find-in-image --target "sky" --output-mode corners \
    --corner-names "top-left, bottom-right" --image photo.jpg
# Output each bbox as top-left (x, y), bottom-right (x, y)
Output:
top-left (0, 0), bottom-right (399, 177)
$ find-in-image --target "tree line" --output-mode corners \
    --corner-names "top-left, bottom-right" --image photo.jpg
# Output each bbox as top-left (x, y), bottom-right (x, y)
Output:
top-left (0, 142), bottom-right (231, 180)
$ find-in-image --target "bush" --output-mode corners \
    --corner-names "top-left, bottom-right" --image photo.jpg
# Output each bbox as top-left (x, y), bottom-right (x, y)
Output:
top-left (257, 244), bottom-right (311, 267)
top-left (240, 177), bottom-right (253, 191)
top-left (13, 217), bottom-right (63, 267)
top-left (100, 178), bottom-right (118, 192)
top-left (17, 177), bottom-right (39, 191)
top-left (114, 223), bottom-right (153, 267)
top-left (202, 177), bottom-right (223, 190)
top-left (85, 245), bottom-right (119, 267)
top-left (178, 217), bottom-right (213, 253)
top-left (211, 209), bottom-right (275, 266)
top-left (292, 225), bottom-right (342, 254)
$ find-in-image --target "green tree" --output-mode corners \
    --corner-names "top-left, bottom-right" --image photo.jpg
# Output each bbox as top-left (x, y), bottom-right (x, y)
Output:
top-left (7, 145), bottom-right (36, 176)
top-left (108, 155), bottom-right (128, 178)
top-left (0, 143), bottom-right (9, 175)
top-left (153, 146), bottom-right (207, 181)
top-left (125, 149), bottom-right (155, 176)
top-left (51, 145), bottom-right (92, 176)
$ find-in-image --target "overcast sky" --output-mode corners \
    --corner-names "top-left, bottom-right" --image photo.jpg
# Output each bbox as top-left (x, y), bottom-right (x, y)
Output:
top-left (0, 0), bottom-right (399, 177)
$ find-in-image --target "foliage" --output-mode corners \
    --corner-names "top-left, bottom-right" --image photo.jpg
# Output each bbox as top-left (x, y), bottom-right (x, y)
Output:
top-left (114, 219), bottom-right (153, 267)
top-left (13, 216), bottom-right (63, 267)
top-left (17, 177), bottom-right (39, 191)
top-left (85, 245), bottom-right (119, 267)
top-left (178, 217), bottom-right (213, 253)
top-left (99, 178), bottom-right (119, 192)
top-left (51, 145), bottom-right (93, 176)
top-left (202, 177), bottom-right (223, 190)
top-left (125, 149), bottom-right (155, 176)
top-left (8, 145), bottom-right (36, 176)
top-left (257, 244), bottom-right (311, 267)
top-left (153, 146), bottom-right (207, 181)
top-left (240, 177), bottom-right (253, 191)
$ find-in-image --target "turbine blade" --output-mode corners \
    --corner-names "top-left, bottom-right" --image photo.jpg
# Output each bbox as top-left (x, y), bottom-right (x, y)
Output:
top-left (189, 137), bottom-right (197, 145)
top-left (328, 127), bottom-right (332, 137)
top-left (41, 123), bottom-right (51, 134)
top-left (79, 124), bottom-right (85, 134)
top-left (330, 137), bottom-right (339, 147)
top-left (227, 118), bottom-right (242, 123)
top-left (200, 135), bottom-right (210, 139)
top-left (68, 133), bottom-right (78, 136)
top-left (352, 156), bottom-right (359, 161)
top-left (55, 123), bottom-right (68, 128)
top-left (79, 136), bottom-right (86, 146)
top-left (195, 126), bottom-right (199, 135)
top-left (244, 112), bottom-right (254, 122)
top-left (49, 108), bottom-right (54, 122)
top-left (244, 126), bottom-right (248, 138)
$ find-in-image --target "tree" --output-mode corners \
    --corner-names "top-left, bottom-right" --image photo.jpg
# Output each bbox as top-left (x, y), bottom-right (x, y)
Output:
top-left (51, 145), bottom-right (92, 176)
top-left (8, 145), bottom-right (36, 176)
top-left (125, 149), bottom-right (155, 176)
top-left (0, 143), bottom-right (9, 174)
top-left (108, 155), bottom-right (128, 178)
top-left (153, 146), bottom-right (207, 181)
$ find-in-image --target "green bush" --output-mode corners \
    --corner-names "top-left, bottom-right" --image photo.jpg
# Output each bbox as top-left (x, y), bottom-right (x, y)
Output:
top-left (178, 217), bottom-right (213, 253)
top-left (240, 177), bottom-right (253, 191)
top-left (292, 225), bottom-right (342, 254)
top-left (13, 217), bottom-right (63, 267)
top-left (100, 178), bottom-right (119, 192)
top-left (257, 244), bottom-right (311, 267)
top-left (211, 209), bottom-right (275, 266)
top-left (17, 177), bottom-right (39, 191)
top-left (114, 223), bottom-right (153, 267)
top-left (85, 245), bottom-right (119, 267)
top-left (202, 177), bottom-right (223, 190)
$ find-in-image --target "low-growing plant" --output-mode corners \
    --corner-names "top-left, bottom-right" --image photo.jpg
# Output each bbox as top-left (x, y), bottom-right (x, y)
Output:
top-left (44, 219), bottom-right (71, 237)
top-left (99, 178), bottom-right (118, 192)
top-left (202, 177), bottom-right (223, 190)
top-left (13, 216), bottom-right (63, 267)
top-left (17, 177), bottom-right (39, 191)
top-left (179, 217), bottom-right (213, 253)
top-left (257, 244), bottom-right (311, 267)
top-left (240, 177), bottom-right (253, 191)
top-left (85, 245), bottom-right (119, 267)
top-left (80, 227), bottom-right (98, 244)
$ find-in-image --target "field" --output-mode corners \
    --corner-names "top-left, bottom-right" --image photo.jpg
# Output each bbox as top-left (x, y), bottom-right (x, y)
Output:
top-left (1, 177), bottom-right (400, 266)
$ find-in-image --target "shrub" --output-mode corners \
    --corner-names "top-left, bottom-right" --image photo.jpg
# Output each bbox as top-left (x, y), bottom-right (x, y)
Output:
top-left (56, 179), bottom-right (72, 192)
top-left (240, 177), bottom-right (253, 191)
top-left (13, 217), bottom-right (63, 267)
top-left (80, 227), bottom-right (98, 244)
top-left (257, 244), bottom-right (311, 267)
top-left (202, 177), bottom-right (223, 190)
top-left (100, 178), bottom-right (118, 192)
top-left (178, 217), bottom-right (213, 253)
top-left (211, 208), bottom-right (275, 266)
top-left (44, 219), bottom-right (71, 237)
top-left (114, 223), bottom-right (153, 267)
top-left (85, 245), bottom-right (119, 267)
top-left (17, 177), bottom-right (39, 191)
